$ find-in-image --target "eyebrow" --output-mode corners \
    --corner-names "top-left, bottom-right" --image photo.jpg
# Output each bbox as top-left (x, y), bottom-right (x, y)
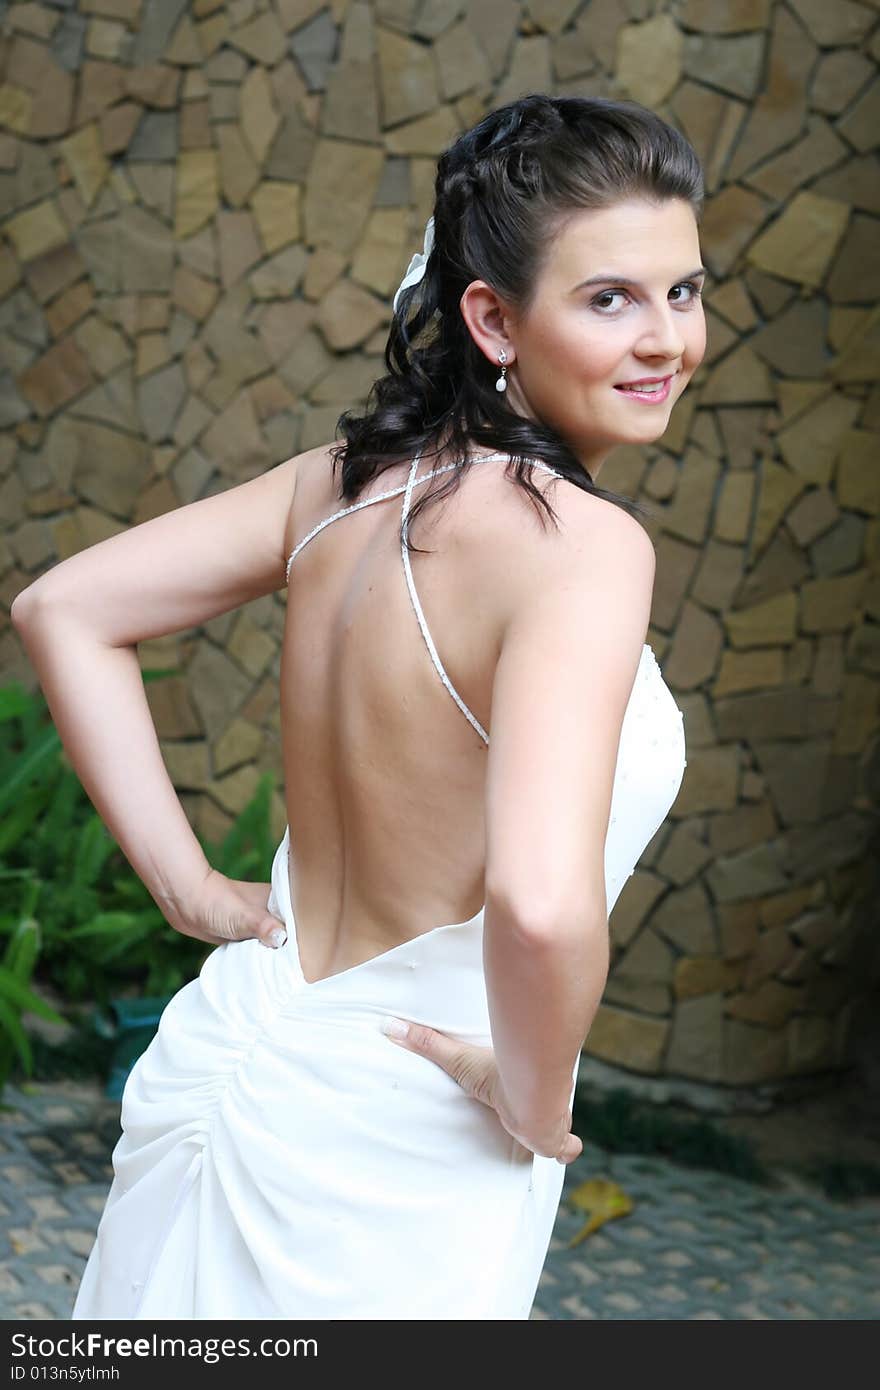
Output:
top-left (572, 267), bottom-right (708, 291)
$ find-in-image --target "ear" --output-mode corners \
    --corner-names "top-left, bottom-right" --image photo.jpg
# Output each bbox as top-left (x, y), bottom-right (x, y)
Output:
top-left (459, 280), bottom-right (516, 367)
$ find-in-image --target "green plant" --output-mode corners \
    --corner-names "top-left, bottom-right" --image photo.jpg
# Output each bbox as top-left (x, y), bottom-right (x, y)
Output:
top-left (572, 1086), bottom-right (771, 1184)
top-left (0, 675), bottom-right (282, 1098)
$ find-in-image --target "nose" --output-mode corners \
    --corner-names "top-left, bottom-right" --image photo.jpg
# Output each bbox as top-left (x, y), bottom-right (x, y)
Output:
top-left (635, 301), bottom-right (686, 363)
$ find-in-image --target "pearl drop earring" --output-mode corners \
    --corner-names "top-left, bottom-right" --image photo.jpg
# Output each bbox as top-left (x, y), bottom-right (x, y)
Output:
top-left (495, 348), bottom-right (508, 393)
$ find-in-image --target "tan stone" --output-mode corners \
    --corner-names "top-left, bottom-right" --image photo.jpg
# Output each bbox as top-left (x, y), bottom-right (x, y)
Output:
top-left (0, 84), bottom-right (33, 135)
top-left (681, 0), bottom-right (770, 31)
top-left (830, 306), bottom-right (880, 385)
top-left (385, 104), bottom-right (459, 156)
top-left (674, 954), bottom-right (742, 1000)
top-left (311, 354), bottom-right (383, 405)
top-left (18, 338), bottom-right (94, 416)
top-left (833, 672), bottom-right (879, 756)
top-left (434, 19), bottom-right (492, 100)
top-left (789, 0), bottom-right (874, 46)
top-left (719, 902), bottom-right (760, 961)
top-left (584, 1004), bottom-right (668, 1074)
top-left (239, 65), bottom-right (280, 165)
top-left (713, 647), bottom-right (786, 696)
top-left (136, 333), bottom-right (171, 377)
top-left (303, 139), bottom-right (384, 255)
top-left (836, 430), bottom-right (879, 515)
top-left (72, 315), bottom-right (129, 378)
top-left (618, 14), bottom-right (683, 107)
top-left (812, 49), bottom-right (873, 117)
top-left (257, 299), bottom-right (316, 366)
top-left (322, 59), bottom-right (380, 142)
top-left (217, 209), bottom-right (262, 290)
top-left (180, 98), bottom-right (211, 151)
top-left (786, 1013), bottom-right (834, 1073)
top-left (200, 390), bottom-right (270, 476)
top-left (715, 470), bottom-right (755, 544)
top-left (229, 10), bottom-right (287, 63)
top-left (777, 393), bottom-right (862, 486)
top-left (663, 600), bottom-right (724, 691)
top-left (725, 592), bottom-right (797, 649)
top-left (216, 124), bottom-right (261, 208)
top-left (667, 993), bottom-right (723, 1081)
top-left (5, 199), bottom-right (69, 264)
top-left (723, 1018), bottom-right (787, 1083)
top-left (46, 281), bottom-right (94, 338)
top-left (674, 744), bottom-right (739, 815)
top-left (211, 764), bottom-right (262, 817)
top-left (227, 613), bottom-right (276, 678)
top-left (836, 78), bottom-right (880, 156)
top-left (317, 278), bottom-right (388, 351)
top-left (727, 6), bottom-right (815, 180)
top-left (125, 63), bottom-right (180, 110)
top-left (707, 278), bottom-right (757, 332)
top-left (8, 2), bottom-right (59, 38)
top-left (172, 265), bottom-right (218, 322)
top-left (214, 718), bottom-right (263, 776)
top-left (100, 100), bottom-right (140, 156)
top-left (745, 116), bottom-right (849, 203)
top-left (251, 182), bottom-right (301, 256)
top-left (700, 343), bottom-right (774, 405)
top-left (350, 207), bottom-right (410, 298)
top-left (86, 17), bottom-right (127, 59)
top-left (800, 570), bottom-right (868, 634)
top-left (752, 456), bottom-right (806, 553)
top-left (494, 36), bottom-right (553, 106)
top-left (162, 741), bottom-right (210, 790)
top-left (377, 27), bottom-right (439, 126)
top-left (786, 487), bottom-right (839, 547)
top-left (746, 191), bottom-right (849, 290)
top-left (727, 975), bottom-right (806, 1026)
top-left (174, 150), bottom-right (219, 240)
top-left (653, 882), bottom-right (716, 955)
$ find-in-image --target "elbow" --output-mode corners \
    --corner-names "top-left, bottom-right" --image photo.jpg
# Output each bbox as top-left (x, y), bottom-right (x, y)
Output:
top-left (484, 882), bottom-right (608, 949)
top-left (10, 586), bottom-right (40, 630)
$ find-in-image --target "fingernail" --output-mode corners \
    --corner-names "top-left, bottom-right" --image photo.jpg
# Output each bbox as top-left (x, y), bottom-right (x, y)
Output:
top-left (381, 1016), bottom-right (409, 1039)
top-left (268, 926), bottom-right (287, 949)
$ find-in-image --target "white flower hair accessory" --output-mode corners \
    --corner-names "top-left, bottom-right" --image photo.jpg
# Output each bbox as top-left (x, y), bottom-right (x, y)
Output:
top-left (393, 215), bottom-right (434, 315)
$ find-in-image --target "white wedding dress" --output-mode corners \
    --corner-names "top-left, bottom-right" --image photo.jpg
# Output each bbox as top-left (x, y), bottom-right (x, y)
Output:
top-left (72, 451), bottom-right (686, 1320)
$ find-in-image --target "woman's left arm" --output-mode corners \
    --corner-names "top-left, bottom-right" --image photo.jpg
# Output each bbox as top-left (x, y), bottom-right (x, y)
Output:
top-left (9, 449), bottom-right (311, 937)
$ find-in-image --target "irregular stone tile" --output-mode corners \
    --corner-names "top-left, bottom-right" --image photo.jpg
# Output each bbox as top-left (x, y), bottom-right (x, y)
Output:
top-left (289, 6), bottom-right (339, 91)
top-left (215, 124), bottom-right (260, 208)
top-left (551, 18), bottom-right (597, 81)
top-left (217, 209), bottom-right (262, 289)
top-left (174, 149), bottom-right (219, 238)
top-left (674, 743), bottom-right (740, 815)
top-left (165, 11), bottom-right (202, 65)
top-left (302, 245), bottom-right (347, 301)
top-left (466, 0), bottom-right (519, 81)
top-left (433, 18), bottom-right (491, 100)
top-left (46, 281), bottom-right (94, 338)
top-left (750, 298), bottom-right (831, 378)
top-left (17, 337), bottom-right (94, 416)
top-left (4, 200), bottom-right (69, 264)
top-left (826, 214), bottom-right (880, 304)
top-left (51, 11), bottom-right (87, 71)
top-left (9, 35), bottom-right (75, 137)
top-left (130, 0), bottom-right (187, 64)
top-left (751, 456), bottom-right (806, 554)
top-left (690, 537), bottom-right (745, 616)
top-left (276, 328), bottom-right (334, 396)
top-left (350, 206), bottom-right (409, 297)
top-left (715, 469), bottom-right (755, 544)
top-left (76, 57), bottom-right (125, 125)
top-left (137, 361), bottom-right (187, 444)
top-left (68, 364), bottom-right (136, 432)
top-left (743, 266), bottom-right (796, 317)
top-left (240, 64), bottom-right (281, 164)
top-left (86, 17), bottom-right (130, 61)
top-left (746, 190), bottom-right (849, 290)
top-left (682, 31), bottom-right (764, 99)
top-left (584, 1004), bottom-right (668, 1074)
top-left (653, 881), bottom-right (716, 955)
top-left (668, 81), bottom-right (746, 193)
top-left (786, 486), bottom-right (839, 547)
top-left (700, 343), bottom-right (774, 405)
top-left (251, 181), bottom-right (301, 255)
top-left (339, 0), bottom-right (377, 61)
top-left (265, 108), bottom-right (317, 183)
top-left (801, 569), bottom-right (868, 634)
top-left (249, 244), bottom-right (309, 301)
top-left (200, 390), bottom-right (271, 477)
top-left (316, 277), bottom-right (388, 350)
top-left (727, 6), bottom-right (816, 181)
top-left (680, 0), bottom-right (770, 31)
top-left (135, 332), bottom-right (171, 377)
top-left (725, 592), bottom-right (798, 649)
top-left (172, 264), bottom-right (218, 322)
top-left (303, 138), bottom-right (384, 254)
top-left (699, 185), bottom-right (768, 277)
top-left (310, 353), bottom-right (381, 404)
top-left (127, 109), bottom-right (178, 162)
top-left (811, 512), bottom-right (867, 579)
top-left (0, 84), bottom-right (33, 136)
top-left (667, 993), bottom-right (724, 1081)
top-left (12, 140), bottom-right (56, 206)
top-left (706, 280), bottom-right (757, 332)
top-left (835, 430), bottom-right (879, 515)
top-left (384, 104), bottom-right (459, 155)
top-left (744, 116), bottom-right (849, 202)
top-left (180, 98), bottom-right (211, 150)
top-left (99, 100), bottom-right (141, 156)
top-left (810, 48), bottom-right (874, 116)
top-left (661, 598), bottom-right (724, 691)
top-left (494, 34), bottom-right (552, 105)
top-left (228, 10), bottom-right (287, 64)
top-left (377, 26), bottom-right (439, 125)
top-left (621, 15), bottom-right (687, 106)
top-left (775, 379), bottom-right (831, 425)
top-left (788, 0), bottom-right (875, 46)
top-left (321, 59), bottom-right (381, 141)
top-left (128, 161), bottom-right (174, 220)
top-left (72, 314), bottom-right (129, 378)
top-left (829, 305), bottom-right (880, 383)
top-left (776, 393), bottom-right (862, 484)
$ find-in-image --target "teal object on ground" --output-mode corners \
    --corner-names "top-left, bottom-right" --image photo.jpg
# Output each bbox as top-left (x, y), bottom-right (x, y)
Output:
top-left (101, 995), bottom-right (174, 1100)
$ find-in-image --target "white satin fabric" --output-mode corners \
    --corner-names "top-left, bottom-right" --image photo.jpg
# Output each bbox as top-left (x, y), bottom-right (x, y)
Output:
top-left (71, 642), bottom-right (684, 1320)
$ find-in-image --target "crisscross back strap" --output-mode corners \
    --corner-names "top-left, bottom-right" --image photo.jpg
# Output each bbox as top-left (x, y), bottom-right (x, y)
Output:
top-left (286, 449), bottom-right (563, 743)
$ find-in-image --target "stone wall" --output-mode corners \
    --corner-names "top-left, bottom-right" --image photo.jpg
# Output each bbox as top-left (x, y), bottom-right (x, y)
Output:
top-left (1, 0), bottom-right (878, 1095)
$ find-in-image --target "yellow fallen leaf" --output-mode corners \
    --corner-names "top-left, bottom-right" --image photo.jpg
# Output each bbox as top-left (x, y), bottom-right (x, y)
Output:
top-left (566, 1175), bottom-right (634, 1247)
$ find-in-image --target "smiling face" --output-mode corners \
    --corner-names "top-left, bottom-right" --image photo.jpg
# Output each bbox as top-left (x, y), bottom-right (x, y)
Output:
top-left (463, 196), bottom-right (707, 476)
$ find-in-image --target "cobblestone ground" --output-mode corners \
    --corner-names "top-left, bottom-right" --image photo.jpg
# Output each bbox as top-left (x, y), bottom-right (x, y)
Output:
top-left (1, 1079), bottom-right (878, 1321)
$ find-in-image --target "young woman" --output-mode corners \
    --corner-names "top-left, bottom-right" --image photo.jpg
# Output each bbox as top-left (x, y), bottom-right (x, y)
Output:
top-left (13, 93), bottom-right (704, 1320)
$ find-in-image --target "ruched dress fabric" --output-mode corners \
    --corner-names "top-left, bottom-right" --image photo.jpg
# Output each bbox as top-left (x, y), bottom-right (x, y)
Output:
top-left (72, 451), bottom-right (686, 1321)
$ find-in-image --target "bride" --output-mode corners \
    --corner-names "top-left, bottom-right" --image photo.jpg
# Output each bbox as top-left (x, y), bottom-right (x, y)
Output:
top-left (12, 93), bottom-right (703, 1320)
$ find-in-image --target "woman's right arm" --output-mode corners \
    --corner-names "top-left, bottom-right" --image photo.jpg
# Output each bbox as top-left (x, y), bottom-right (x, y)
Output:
top-left (481, 499), bottom-right (657, 1144)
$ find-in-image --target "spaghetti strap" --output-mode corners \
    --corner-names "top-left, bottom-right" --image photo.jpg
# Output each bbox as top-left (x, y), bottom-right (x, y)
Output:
top-left (285, 449), bottom-right (564, 743)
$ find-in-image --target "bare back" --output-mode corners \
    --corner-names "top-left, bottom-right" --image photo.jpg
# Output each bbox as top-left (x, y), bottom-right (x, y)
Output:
top-left (278, 444), bottom-right (564, 986)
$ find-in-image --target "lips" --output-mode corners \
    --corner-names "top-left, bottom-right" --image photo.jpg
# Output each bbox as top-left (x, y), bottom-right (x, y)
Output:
top-left (614, 374), bottom-right (674, 389)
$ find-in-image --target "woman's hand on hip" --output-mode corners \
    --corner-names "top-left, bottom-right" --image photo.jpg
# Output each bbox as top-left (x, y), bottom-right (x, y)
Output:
top-left (381, 1018), bottom-right (582, 1165)
top-left (168, 869), bottom-right (289, 950)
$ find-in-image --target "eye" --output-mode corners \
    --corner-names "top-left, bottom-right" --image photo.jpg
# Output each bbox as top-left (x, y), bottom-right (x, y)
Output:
top-left (669, 281), bottom-right (703, 306)
top-left (591, 289), bottom-right (629, 313)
